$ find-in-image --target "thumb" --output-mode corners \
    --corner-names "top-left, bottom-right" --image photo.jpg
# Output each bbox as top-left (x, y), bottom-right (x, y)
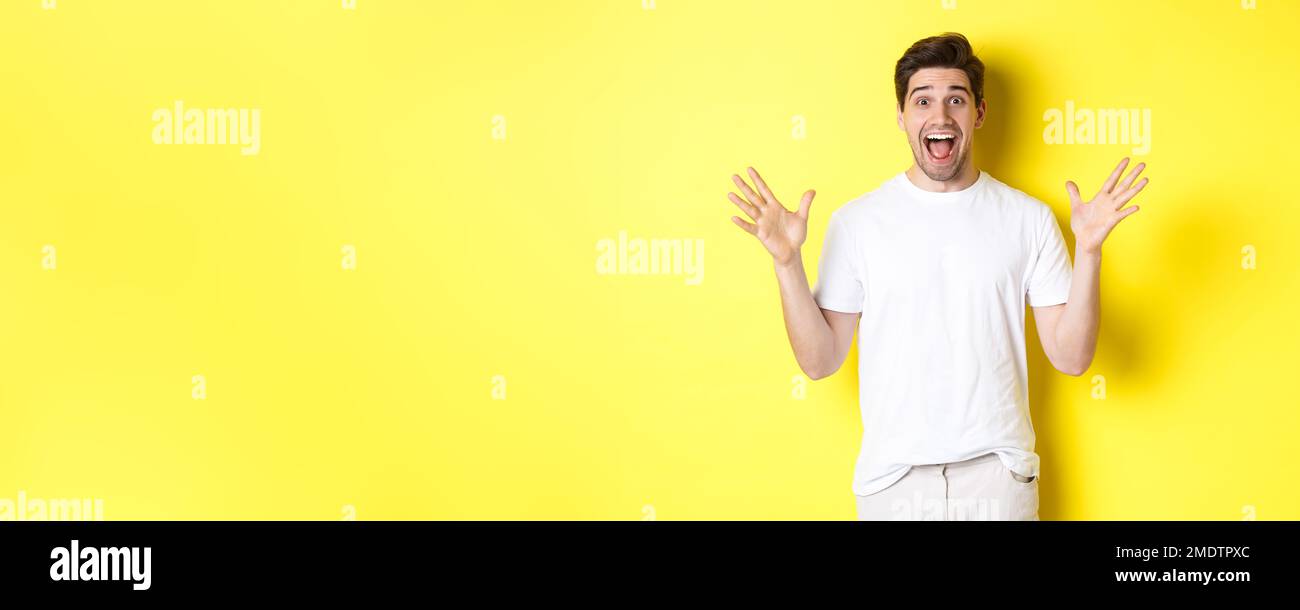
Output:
top-left (1065, 181), bottom-right (1082, 206)
top-left (797, 189), bottom-right (815, 219)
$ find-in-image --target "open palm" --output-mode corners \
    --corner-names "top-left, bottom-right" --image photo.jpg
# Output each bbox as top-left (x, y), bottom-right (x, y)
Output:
top-left (728, 167), bottom-right (815, 266)
top-left (1068, 157), bottom-right (1149, 255)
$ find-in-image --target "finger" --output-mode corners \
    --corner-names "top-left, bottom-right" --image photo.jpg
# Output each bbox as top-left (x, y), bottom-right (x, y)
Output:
top-left (1101, 157), bottom-right (1130, 194)
top-left (797, 189), bottom-right (815, 219)
top-left (1116, 162), bottom-right (1146, 193)
top-left (1065, 181), bottom-right (1082, 206)
top-left (748, 167), bottom-right (782, 209)
top-left (728, 192), bottom-right (760, 220)
top-left (731, 216), bottom-right (758, 235)
top-left (1112, 205), bottom-right (1140, 226)
top-left (732, 173), bottom-right (765, 207)
top-left (1114, 177), bottom-right (1149, 207)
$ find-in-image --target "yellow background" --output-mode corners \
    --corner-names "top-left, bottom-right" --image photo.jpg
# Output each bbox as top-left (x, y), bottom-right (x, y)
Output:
top-left (1, 0), bottom-right (1296, 520)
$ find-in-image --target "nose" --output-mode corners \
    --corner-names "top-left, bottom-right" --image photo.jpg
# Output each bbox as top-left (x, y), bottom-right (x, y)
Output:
top-left (934, 101), bottom-right (952, 122)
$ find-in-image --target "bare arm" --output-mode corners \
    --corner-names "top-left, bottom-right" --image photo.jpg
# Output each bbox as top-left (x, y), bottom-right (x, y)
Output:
top-left (774, 254), bottom-right (861, 379)
top-left (1034, 157), bottom-right (1148, 376)
top-left (1032, 247), bottom-right (1100, 376)
top-left (728, 167), bottom-right (859, 380)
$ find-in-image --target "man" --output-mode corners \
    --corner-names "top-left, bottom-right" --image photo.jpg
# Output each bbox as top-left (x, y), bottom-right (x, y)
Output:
top-left (725, 33), bottom-right (1148, 520)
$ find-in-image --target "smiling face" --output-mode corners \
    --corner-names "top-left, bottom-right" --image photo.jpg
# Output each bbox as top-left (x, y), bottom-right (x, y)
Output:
top-left (897, 67), bottom-right (986, 183)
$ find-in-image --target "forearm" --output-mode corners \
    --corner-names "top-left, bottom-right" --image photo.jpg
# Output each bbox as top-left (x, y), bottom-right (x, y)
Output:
top-left (1054, 246), bottom-right (1102, 375)
top-left (773, 253), bottom-right (839, 379)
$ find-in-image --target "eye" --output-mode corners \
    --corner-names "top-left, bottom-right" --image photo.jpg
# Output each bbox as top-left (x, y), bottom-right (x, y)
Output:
top-left (949, 97), bottom-right (964, 104)
top-left (917, 98), bottom-right (928, 106)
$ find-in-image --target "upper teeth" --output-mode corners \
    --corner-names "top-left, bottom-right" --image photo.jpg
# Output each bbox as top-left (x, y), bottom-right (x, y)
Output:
top-left (926, 134), bottom-right (956, 140)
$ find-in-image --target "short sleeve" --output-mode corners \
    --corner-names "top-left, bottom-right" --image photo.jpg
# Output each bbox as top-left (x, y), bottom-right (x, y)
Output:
top-left (1026, 207), bottom-right (1073, 307)
top-left (812, 209), bottom-right (865, 313)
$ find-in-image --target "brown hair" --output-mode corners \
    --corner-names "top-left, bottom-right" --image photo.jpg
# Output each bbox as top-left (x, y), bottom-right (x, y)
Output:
top-left (894, 32), bottom-right (984, 111)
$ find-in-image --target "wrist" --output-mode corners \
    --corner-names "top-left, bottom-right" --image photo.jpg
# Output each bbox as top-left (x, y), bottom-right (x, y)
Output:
top-left (1075, 243), bottom-right (1102, 261)
top-left (774, 251), bottom-right (804, 272)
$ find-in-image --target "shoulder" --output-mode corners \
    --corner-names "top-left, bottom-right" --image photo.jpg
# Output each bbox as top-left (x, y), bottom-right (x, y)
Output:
top-left (827, 173), bottom-right (902, 225)
top-left (982, 172), bottom-right (1058, 225)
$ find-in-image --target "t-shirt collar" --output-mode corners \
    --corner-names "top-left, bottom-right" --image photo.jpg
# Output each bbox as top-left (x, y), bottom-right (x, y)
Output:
top-left (898, 169), bottom-right (989, 203)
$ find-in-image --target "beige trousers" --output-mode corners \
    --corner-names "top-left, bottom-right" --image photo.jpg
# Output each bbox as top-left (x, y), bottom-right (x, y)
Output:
top-left (855, 453), bottom-right (1040, 521)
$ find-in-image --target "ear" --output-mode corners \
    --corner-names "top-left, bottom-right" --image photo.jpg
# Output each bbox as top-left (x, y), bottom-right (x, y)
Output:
top-left (896, 104), bottom-right (904, 131)
top-left (974, 98), bottom-right (987, 129)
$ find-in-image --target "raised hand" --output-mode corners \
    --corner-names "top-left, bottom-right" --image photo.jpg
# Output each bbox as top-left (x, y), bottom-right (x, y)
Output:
top-left (728, 167), bottom-right (816, 266)
top-left (1067, 157), bottom-right (1149, 255)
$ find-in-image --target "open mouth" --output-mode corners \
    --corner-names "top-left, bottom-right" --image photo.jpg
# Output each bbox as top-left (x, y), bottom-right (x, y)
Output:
top-left (923, 132), bottom-right (958, 165)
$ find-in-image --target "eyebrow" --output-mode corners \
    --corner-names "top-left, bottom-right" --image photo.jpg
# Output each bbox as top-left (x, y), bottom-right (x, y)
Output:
top-left (909, 85), bottom-right (971, 99)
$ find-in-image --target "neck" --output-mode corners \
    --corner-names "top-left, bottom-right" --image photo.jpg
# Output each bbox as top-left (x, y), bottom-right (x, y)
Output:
top-left (905, 162), bottom-right (980, 192)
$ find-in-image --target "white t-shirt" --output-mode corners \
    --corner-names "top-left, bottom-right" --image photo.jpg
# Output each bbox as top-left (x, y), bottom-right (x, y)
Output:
top-left (812, 169), bottom-right (1073, 496)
